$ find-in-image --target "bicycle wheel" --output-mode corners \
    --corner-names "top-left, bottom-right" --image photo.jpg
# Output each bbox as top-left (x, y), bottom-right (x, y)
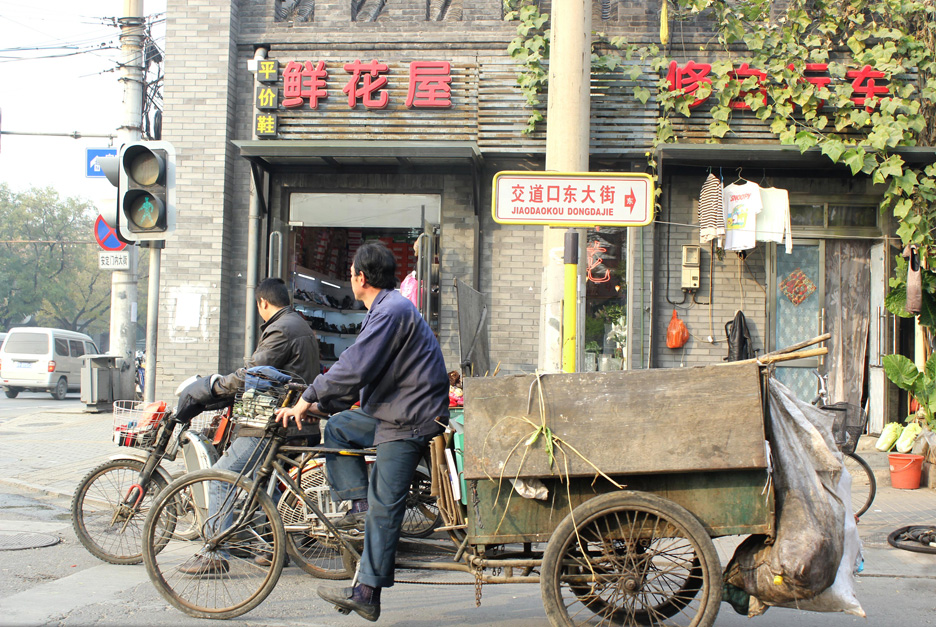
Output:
top-left (843, 452), bottom-right (876, 518)
top-left (71, 458), bottom-right (170, 565)
top-left (541, 491), bottom-right (722, 627)
top-left (278, 463), bottom-right (355, 580)
top-left (142, 469), bottom-right (285, 619)
top-left (400, 466), bottom-right (442, 538)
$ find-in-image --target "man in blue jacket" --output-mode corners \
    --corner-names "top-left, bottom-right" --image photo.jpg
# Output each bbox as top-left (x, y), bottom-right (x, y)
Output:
top-left (277, 240), bottom-right (449, 622)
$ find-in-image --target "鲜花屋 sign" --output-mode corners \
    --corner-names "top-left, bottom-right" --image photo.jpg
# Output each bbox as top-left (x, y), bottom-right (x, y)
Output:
top-left (492, 172), bottom-right (654, 227)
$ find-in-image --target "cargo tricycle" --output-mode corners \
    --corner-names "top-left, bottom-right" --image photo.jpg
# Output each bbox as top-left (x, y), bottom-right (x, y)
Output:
top-left (141, 362), bottom-right (774, 627)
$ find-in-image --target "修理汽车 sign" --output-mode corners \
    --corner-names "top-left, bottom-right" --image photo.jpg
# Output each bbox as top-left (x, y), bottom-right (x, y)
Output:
top-left (492, 172), bottom-right (654, 227)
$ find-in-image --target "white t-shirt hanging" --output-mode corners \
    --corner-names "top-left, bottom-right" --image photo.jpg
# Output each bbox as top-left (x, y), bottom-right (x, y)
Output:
top-left (757, 187), bottom-right (793, 253)
top-left (723, 181), bottom-right (763, 251)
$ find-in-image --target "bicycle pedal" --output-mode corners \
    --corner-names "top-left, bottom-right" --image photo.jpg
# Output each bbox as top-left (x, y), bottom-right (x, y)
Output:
top-left (335, 606), bottom-right (352, 615)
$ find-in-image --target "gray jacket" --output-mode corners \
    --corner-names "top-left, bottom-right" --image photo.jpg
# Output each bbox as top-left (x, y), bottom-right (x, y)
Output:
top-left (214, 306), bottom-right (320, 438)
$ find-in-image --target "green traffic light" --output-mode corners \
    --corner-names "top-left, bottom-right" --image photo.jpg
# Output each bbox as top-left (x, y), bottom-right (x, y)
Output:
top-left (126, 192), bottom-right (164, 230)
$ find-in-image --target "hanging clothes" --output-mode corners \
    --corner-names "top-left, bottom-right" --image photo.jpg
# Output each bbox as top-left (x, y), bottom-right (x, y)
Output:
top-left (723, 180), bottom-right (763, 251)
top-left (725, 310), bottom-right (755, 361)
top-left (756, 187), bottom-right (793, 254)
top-left (698, 173), bottom-right (726, 246)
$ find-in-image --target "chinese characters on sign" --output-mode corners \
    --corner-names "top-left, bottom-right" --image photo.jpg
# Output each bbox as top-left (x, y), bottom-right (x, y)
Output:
top-left (492, 172), bottom-right (654, 227)
top-left (253, 58), bottom-right (454, 137)
top-left (666, 60), bottom-right (890, 112)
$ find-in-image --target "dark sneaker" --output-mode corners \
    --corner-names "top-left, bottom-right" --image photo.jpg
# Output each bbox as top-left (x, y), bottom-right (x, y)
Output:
top-left (254, 552), bottom-right (290, 567)
top-left (318, 586), bottom-right (380, 622)
top-left (331, 510), bottom-right (367, 531)
top-left (177, 554), bottom-right (229, 576)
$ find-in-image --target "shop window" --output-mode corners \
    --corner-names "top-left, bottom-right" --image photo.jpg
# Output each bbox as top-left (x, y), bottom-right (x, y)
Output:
top-left (584, 227), bottom-right (627, 371)
top-left (291, 225), bottom-right (434, 369)
top-left (829, 204), bottom-right (876, 228)
top-left (790, 204), bottom-right (824, 227)
top-left (790, 203), bottom-right (878, 229)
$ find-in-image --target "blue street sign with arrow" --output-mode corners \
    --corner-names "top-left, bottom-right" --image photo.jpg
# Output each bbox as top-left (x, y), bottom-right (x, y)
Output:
top-left (86, 148), bottom-right (118, 178)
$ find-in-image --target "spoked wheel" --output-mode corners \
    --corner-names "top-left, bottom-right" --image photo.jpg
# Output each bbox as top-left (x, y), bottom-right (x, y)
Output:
top-left (401, 466), bottom-right (442, 538)
top-left (171, 486), bottom-right (201, 541)
top-left (541, 491), bottom-right (721, 627)
top-left (887, 525), bottom-right (936, 554)
top-left (142, 469), bottom-right (285, 619)
top-left (843, 452), bottom-right (876, 518)
top-left (278, 462), bottom-right (356, 579)
top-left (71, 459), bottom-right (171, 564)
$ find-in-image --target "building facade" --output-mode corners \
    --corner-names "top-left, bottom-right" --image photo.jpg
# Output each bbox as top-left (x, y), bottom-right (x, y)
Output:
top-left (156, 0), bottom-right (913, 431)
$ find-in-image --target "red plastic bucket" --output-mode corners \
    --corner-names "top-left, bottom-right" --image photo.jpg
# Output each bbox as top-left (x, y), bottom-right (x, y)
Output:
top-left (888, 453), bottom-right (924, 490)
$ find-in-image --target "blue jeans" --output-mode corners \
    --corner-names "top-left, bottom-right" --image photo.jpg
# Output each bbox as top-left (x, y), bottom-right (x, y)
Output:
top-left (324, 409), bottom-right (431, 588)
top-left (207, 436), bottom-right (267, 557)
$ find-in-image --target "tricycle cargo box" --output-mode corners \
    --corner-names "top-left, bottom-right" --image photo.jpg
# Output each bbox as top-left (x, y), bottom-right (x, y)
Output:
top-left (462, 362), bottom-right (767, 480)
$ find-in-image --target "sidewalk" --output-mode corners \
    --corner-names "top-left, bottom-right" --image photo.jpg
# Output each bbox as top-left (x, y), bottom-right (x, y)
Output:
top-left (1, 406), bottom-right (933, 578)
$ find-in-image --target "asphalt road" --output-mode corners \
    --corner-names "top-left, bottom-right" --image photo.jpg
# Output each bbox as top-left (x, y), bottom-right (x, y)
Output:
top-left (0, 392), bottom-right (84, 422)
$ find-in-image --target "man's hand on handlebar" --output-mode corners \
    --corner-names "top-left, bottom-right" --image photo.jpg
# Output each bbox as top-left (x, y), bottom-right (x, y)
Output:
top-left (276, 399), bottom-right (327, 429)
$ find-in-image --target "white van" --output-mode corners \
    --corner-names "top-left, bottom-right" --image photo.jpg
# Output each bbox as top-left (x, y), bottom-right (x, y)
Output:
top-left (0, 328), bottom-right (99, 400)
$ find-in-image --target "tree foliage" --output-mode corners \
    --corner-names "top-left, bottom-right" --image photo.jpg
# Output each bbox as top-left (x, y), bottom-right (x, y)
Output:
top-left (0, 184), bottom-right (111, 334)
top-left (505, 0), bottom-right (936, 316)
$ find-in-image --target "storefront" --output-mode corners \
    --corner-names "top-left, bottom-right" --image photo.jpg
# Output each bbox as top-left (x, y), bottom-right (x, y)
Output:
top-left (154, 0), bottom-right (927, 434)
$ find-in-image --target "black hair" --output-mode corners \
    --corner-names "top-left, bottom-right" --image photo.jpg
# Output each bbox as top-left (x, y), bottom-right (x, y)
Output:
top-left (353, 240), bottom-right (398, 289)
top-left (256, 277), bottom-right (291, 308)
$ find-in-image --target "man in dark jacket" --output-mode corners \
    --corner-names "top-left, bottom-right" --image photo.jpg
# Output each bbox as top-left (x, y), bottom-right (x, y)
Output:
top-left (277, 241), bottom-right (449, 623)
top-left (177, 277), bottom-right (320, 575)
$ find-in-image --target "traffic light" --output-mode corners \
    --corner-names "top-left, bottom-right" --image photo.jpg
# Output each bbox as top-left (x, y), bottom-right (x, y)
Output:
top-left (117, 140), bottom-right (176, 241)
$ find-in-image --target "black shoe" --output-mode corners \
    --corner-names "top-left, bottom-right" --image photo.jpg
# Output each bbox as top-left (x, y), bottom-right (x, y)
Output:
top-left (177, 554), bottom-right (229, 576)
top-left (318, 586), bottom-right (380, 622)
top-left (331, 510), bottom-right (367, 531)
top-left (254, 552), bottom-right (290, 567)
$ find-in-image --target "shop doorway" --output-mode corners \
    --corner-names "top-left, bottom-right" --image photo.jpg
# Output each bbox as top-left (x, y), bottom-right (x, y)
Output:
top-left (286, 193), bottom-right (441, 369)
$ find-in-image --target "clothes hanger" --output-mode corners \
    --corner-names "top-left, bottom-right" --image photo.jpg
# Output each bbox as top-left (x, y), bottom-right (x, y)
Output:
top-left (730, 167), bottom-right (747, 186)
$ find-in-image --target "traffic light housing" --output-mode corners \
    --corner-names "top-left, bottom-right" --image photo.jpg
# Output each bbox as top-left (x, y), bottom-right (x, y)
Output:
top-left (117, 140), bottom-right (176, 241)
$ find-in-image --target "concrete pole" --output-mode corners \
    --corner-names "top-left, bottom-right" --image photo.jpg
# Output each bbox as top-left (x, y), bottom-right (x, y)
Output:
top-left (539, 0), bottom-right (591, 372)
top-left (109, 0), bottom-right (144, 399)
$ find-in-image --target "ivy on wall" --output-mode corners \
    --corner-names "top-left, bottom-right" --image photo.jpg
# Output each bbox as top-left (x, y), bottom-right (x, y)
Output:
top-left (504, 0), bottom-right (936, 318)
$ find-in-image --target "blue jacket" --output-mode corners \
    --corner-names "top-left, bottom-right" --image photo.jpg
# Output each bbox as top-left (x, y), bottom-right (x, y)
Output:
top-left (300, 289), bottom-right (449, 444)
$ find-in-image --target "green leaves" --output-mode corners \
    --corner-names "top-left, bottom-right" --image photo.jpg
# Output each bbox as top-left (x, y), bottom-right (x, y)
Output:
top-left (883, 354), bottom-right (922, 392)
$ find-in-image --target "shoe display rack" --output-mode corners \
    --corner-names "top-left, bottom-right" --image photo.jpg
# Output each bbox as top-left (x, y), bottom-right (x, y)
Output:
top-left (292, 265), bottom-right (366, 366)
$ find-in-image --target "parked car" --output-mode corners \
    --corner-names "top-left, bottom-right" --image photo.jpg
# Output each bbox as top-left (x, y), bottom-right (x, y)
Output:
top-left (0, 328), bottom-right (99, 400)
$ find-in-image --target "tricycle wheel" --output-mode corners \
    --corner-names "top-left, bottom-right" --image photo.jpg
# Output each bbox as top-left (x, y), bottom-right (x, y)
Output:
top-left (541, 491), bottom-right (721, 627)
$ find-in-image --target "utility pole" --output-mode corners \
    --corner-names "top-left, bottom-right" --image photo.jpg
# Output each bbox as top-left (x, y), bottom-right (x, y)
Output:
top-left (539, 0), bottom-right (591, 372)
top-left (109, 0), bottom-right (144, 398)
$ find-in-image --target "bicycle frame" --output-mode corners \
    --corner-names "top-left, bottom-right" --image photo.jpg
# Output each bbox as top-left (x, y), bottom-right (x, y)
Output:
top-left (202, 429), bottom-right (365, 565)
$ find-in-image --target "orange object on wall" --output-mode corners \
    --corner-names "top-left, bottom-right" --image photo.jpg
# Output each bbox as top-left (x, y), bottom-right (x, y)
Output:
top-left (666, 309), bottom-right (689, 349)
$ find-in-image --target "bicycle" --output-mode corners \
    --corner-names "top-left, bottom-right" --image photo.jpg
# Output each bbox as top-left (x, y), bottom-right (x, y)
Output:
top-left (70, 397), bottom-right (234, 565)
top-left (142, 381), bottom-right (369, 618)
top-left (811, 370), bottom-right (877, 518)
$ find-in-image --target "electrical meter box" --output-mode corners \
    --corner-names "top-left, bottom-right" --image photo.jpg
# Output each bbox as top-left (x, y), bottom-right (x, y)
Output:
top-left (682, 245), bottom-right (701, 291)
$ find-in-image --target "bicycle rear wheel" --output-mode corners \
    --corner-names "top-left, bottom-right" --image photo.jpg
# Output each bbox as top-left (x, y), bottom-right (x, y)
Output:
top-left (277, 462), bottom-right (355, 579)
top-left (844, 452), bottom-right (876, 518)
top-left (71, 458), bottom-right (170, 565)
top-left (142, 469), bottom-right (285, 619)
top-left (400, 466), bottom-right (442, 538)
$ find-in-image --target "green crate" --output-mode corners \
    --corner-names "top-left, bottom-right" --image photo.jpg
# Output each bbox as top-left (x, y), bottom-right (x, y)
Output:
top-left (450, 408), bottom-right (467, 505)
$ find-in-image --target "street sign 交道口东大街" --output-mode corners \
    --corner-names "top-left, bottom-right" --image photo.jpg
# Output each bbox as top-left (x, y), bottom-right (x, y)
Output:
top-left (492, 171), bottom-right (654, 227)
top-left (95, 215), bottom-right (127, 251)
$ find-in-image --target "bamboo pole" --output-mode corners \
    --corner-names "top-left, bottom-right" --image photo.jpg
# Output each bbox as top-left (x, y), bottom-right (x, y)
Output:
top-left (730, 346), bottom-right (828, 365)
top-left (759, 333), bottom-right (830, 359)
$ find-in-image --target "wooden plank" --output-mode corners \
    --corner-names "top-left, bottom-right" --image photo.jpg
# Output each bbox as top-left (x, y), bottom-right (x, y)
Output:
top-left (466, 470), bottom-right (774, 544)
top-left (462, 362), bottom-right (766, 480)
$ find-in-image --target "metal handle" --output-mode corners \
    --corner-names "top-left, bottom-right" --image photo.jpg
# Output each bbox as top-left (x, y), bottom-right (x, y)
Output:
top-left (268, 231), bottom-right (282, 278)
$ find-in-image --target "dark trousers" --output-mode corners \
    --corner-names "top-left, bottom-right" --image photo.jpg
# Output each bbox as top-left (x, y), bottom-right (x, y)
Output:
top-left (323, 409), bottom-right (431, 588)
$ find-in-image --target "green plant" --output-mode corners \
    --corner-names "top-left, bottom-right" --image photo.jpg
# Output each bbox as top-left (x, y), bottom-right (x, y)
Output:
top-left (882, 353), bottom-right (936, 430)
top-left (584, 341), bottom-right (601, 353)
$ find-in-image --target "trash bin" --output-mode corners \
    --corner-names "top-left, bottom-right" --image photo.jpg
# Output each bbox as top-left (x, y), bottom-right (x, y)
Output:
top-left (81, 354), bottom-right (121, 411)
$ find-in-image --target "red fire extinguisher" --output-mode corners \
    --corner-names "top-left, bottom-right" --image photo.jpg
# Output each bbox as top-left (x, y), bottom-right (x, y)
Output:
top-left (666, 309), bottom-right (689, 349)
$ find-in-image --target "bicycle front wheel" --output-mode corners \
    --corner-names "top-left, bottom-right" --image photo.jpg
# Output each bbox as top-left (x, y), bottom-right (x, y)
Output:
top-left (844, 452), bottom-right (876, 518)
top-left (142, 469), bottom-right (285, 619)
top-left (71, 458), bottom-right (170, 565)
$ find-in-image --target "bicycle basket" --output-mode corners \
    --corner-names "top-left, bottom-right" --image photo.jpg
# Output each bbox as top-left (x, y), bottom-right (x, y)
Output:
top-left (112, 399), bottom-right (168, 448)
top-left (233, 386), bottom-right (289, 429)
top-left (822, 402), bottom-right (868, 455)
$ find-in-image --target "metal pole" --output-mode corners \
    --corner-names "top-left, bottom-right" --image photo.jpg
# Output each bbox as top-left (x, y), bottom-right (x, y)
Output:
top-left (109, 0), bottom-right (144, 400)
top-left (143, 243), bottom-right (162, 402)
top-left (563, 230), bottom-right (579, 372)
top-left (540, 0), bottom-right (591, 372)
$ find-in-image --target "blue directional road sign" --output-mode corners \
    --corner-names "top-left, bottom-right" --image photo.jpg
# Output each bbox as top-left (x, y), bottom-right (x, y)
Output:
top-left (86, 148), bottom-right (118, 178)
